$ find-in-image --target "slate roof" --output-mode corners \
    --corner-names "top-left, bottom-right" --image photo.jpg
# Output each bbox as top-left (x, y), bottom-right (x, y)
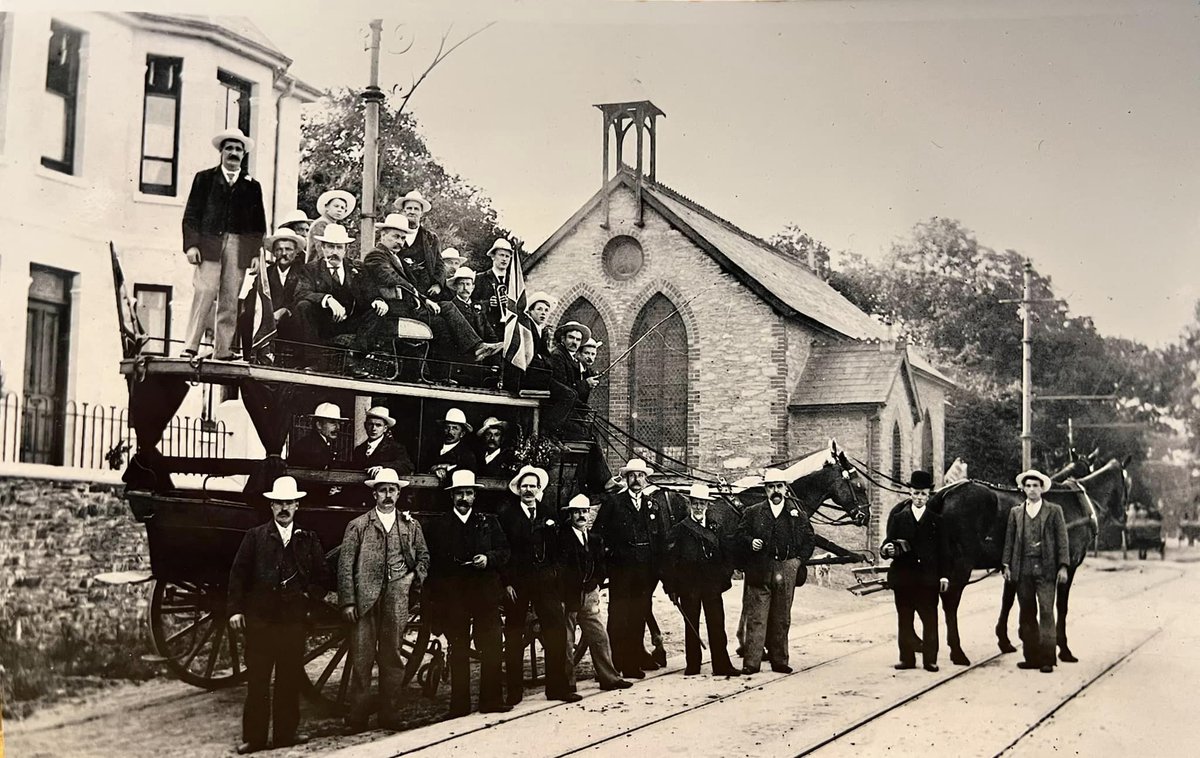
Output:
top-left (791, 343), bottom-right (921, 411)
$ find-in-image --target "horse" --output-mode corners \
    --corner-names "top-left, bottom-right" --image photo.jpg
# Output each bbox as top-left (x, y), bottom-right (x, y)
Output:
top-left (929, 458), bottom-right (1129, 666)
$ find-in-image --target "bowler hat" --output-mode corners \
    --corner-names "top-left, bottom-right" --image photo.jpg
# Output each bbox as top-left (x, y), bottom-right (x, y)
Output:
top-left (908, 470), bottom-right (934, 490)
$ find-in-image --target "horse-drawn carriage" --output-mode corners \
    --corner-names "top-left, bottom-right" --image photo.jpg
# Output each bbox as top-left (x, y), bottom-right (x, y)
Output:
top-left (1123, 505), bottom-right (1165, 560)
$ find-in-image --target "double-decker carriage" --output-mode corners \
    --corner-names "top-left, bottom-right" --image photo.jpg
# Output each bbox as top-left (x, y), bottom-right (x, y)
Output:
top-left (119, 351), bottom-right (591, 711)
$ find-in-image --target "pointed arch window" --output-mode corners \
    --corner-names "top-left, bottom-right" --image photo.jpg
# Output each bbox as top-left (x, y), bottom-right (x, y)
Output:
top-left (921, 410), bottom-right (934, 473)
top-left (630, 293), bottom-right (688, 469)
top-left (891, 421), bottom-right (903, 482)
top-left (560, 297), bottom-right (610, 421)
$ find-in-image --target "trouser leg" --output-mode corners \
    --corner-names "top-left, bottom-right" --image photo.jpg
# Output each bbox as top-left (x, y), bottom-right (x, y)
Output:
top-left (679, 592), bottom-right (703, 671)
top-left (503, 591), bottom-right (530, 702)
top-left (577, 589), bottom-right (622, 686)
top-left (445, 616), bottom-right (473, 714)
top-left (894, 585), bottom-right (918, 664)
top-left (346, 602), bottom-right (379, 727)
top-left (766, 559), bottom-right (799, 667)
top-left (213, 240), bottom-right (244, 357)
top-left (532, 585), bottom-right (571, 697)
top-left (703, 592), bottom-right (733, 672)
top-left (475, 604), bottom-right (506, 709)
top-left (184, 260), bottom-right (220, 352)
top-left (377, 576), bottom-right (413, 724)
top-left (1035, 578), bottom-right (1057, 667)
top-left (1016, 574), bottom-right (1039, 664)
top-left (607, 567), bottom-right (635, 672)
top-left (565, 608), bottom-right (579, 688)
top-left (741, 582), bottom-right (771, 670)
top-left (272, 623), bottom-right (305, 743)
top-left (914, 585), bottom-right (940, 667)
top-left (242, 623), bottom-right (274, 746)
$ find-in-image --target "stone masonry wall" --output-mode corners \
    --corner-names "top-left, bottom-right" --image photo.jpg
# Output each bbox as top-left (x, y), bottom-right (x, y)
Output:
top-left (0, 477), bottom-right (150, 646)
top-left (527, 187), bottom-right (789, 478)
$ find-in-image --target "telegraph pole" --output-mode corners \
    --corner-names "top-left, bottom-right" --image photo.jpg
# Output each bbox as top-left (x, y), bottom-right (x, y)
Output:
top-left (1020, 260), bottom-right (1033, 470)
top-left (359, 19), bottom-right (384, 249)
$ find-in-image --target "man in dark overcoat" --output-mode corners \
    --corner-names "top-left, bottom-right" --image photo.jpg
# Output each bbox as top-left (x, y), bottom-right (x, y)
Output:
top-left (338, 468), bottom-right (430, 732)
top-left (735, 468), bottom-right (815, 674)
top-left (262, 228), bottom-right (306, 362)
top-left (423, 469), bottom-right (512, 716)
top-left (181, 128), bottom-right (265, 359)
top-left (663, 483), bottom-right (741, 677)
top-left (880, 470), bottom-right (949, 672)
top-left (496, 465), bottom-right (579, 705)
top-left (546, 321), bottom-right (591, 438)
top-left (472, 238), bottom-right (515, 339)
top-left (427, 408), bottom-right (479, 477)
top-left (392, 190), bottom-right (442, 297)
top-left (288, 402), bottom-right (345, 471)
top-left (593, 457), bottom-right (671, 678)
top-left (476, 417), bottom-right (518, 479)
top-left (1002, 469), bottom-right (1071, 673)
top-left (350, 406), bottom-right (414, 476)
top-left (227, 476), bottom-right (330, 754)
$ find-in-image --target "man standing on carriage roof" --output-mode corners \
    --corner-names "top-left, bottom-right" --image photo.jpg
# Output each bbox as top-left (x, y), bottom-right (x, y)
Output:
top-left (227, 476), bottom-right (330, 754)
top-left (472, 238), bottom-right (515, 339)
top-left (338, 468), bottom-right (430, 732)
top-left (593, 457), bottom-right (671, 679)
top-left (181, 127), bottom-right (265, 361)
top-left (735, 468), bottom-right (815, 674)
top-left (881, 469), bottom-right (949, 673)
top-left (424, 469), bottom-right (512, 716)
top-left (497, 465), bottom-right (580, 705)
top-left (1002, 469), bottom-right (1070, 674)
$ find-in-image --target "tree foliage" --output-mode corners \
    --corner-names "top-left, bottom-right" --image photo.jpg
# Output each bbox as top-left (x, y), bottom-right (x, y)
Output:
top-left (298, 88), bottom-right (521, 267)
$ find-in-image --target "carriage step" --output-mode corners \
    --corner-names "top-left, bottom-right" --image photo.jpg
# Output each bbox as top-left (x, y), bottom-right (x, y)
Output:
top-left (140, 653), bottom-right (169, 664)
top-left (847, 580), bottom-right (889, 596)
top-left (94, 570), bottom-right (153, 585)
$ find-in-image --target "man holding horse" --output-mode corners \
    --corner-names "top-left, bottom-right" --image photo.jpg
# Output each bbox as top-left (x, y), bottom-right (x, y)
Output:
top-left (1002, 469), bottom-right (1070, 674)
top-left (880, 470), bottom-right (949, 673)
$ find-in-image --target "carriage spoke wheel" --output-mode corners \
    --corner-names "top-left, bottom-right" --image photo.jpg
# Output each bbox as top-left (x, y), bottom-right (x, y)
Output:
top-left (149, 579), bottom-right (245, 689)
top-left (300, 603), bottom-right (434, 714)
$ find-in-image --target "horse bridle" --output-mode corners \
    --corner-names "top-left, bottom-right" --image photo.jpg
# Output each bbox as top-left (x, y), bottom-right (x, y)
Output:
top-left (808, 453), bottom-right (869, 527)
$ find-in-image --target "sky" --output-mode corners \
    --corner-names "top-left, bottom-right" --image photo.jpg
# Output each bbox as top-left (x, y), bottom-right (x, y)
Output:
top-left (36, 0), bottom-right (1200, 346)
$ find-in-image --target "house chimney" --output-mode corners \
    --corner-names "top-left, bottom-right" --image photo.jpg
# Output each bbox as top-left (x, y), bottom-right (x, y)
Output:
top-left (595, 100), bottom-right (666, 229)
top-left (881, 317), bottom-right (896, 352)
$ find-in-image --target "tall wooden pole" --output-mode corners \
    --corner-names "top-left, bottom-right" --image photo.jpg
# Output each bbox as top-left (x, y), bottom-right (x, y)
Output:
top-left (1020, 259), bottom-right (1033, 471)
top-left (359, 19), bottom-right (384, 252)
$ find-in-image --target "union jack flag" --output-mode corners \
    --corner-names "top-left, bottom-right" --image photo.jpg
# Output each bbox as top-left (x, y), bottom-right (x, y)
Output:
top-left (109, 242), bottom-right (149, 359)
top-left (502, 248), bottom-right (536, 372)
top-left (237, 262), bottom-right (276, 363)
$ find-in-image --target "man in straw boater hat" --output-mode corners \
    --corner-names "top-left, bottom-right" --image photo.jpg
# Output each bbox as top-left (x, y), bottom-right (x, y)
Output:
top-left (259, 228), bottom-right (307, 363)
top-left (663, 482), bottom-right (742, 677)
top-left (227, 476), bottom-right (330, 753)
top-left (735, 468), bottom-right (815, 674)
top-left (476, 416), bottom-right (517, 478)
top-left (181, 127), bottom-right (265, 360)
top-left (350, 406), bottom-right (414, 476)
top-left (880, 469), bottom-right (949, 673)
top-left (431, 247), bottom-right (466, 302)
top-left (391, 189), bottom-right (443, 297)
top-left (546, 320), bottom-right (592, 438)
top-left (276, 209), bottom-right (313, 239)
top-left (338, 468), bottom-right (430, 732)
top-left (472, 238), bottom-right (515, 339)
top-left (496, 465), bottom-right (579, 705)
top-left (593, 457), bottom-right (672, 679)
top-left (423, 469), bottom-right (512, 716)
top-left (293, 223), bottom-right (390, 373)
top-left (447, 266), bottom-right (497, 341)
top-left (287, 402), bottom-right (346, 470)
top-left (306, 189), bottom-right (355, 263)
top-left (427, 407), bottom-right (479, 476)
top-left (1002, 468), bottom-right (1070, 674)
top-left (557, 494), bottom-right (632, 692)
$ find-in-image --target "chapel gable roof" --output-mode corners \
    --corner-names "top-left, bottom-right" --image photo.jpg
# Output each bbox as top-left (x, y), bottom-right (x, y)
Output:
top-left (791, 342), bottom-right (922, 416)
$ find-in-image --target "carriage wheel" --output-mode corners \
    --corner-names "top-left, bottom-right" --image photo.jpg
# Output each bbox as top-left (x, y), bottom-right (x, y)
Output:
top-left (299, 600), bottom-right (434, 713)
top-left (149, 579), bottom-right (245, 689)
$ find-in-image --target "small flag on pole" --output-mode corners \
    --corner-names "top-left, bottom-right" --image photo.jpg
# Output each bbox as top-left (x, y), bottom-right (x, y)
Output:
top-left (109, 242), bottom-right (149, 359)
top-left (502, 247), bottom-right (536, 373)
top-left (237, 263), bottom-right (276, 363)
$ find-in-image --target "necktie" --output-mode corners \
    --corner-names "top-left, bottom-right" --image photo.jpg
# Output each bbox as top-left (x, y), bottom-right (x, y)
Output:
top-left (329, 265), bottom-right (343, 285)
top-left (526, 506), bottom-right (536, 522)
top-left (632, 494), bottom-right (641, 511)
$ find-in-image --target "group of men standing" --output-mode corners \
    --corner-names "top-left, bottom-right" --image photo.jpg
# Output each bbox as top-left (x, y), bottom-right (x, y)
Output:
top-left (226, 455), bottom-right (819, 752)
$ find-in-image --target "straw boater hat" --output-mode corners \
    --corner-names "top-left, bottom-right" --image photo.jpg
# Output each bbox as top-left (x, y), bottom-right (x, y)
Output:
top-left (211, 127), bottom-right (254, 153)
top-left (762, 468), bottom-right (790, 484)
top-left (447, 469), bottom-right (479, 490)
top-left (1015, 469), bottom-right (1053, 489)
top-left (310, 402), bottom-right (346, 421)
top-left (366, 468), bottom-right (409, 488)
top-left (564, 493), bottom-right (592, 511)
top-left (476, 417), bottom-right (507, 437)
top-left (314, 224), bottom-right (354, 245)
top-left (277, 209), bottom-right (312, 229)
top-left (582, 338), bottom-right (603, 350)
top-left (375, 213), bottom-right (414, 234)
top-left (619, 458), bottom-right (653, 476)
top-left (526, 291), bottom-right (554, 311)
top-left (317, 190), bottom-right (357, 217)
top-left (264, 476), bottom-right (306, 500)
top-left (509, 465), bottom-right (550, 495)
top-left (688, 482), bottom-right (716, 501)
top-left (397, 190), bottom-right (433, 213)
top-left (365, 406), bottom-right (397, 429)
top-left (449, 266), bottom-right (476, 283)
top-left (486, 239), bottom-right (514, 257)
top-left (440, 248), bottom-right (465, 265)
top-left (265, 228), bottom-right (307, 253)
top-left (556, 321), bottom-right (591, 344)
top-left (441, 408), bottom-right (472, 432)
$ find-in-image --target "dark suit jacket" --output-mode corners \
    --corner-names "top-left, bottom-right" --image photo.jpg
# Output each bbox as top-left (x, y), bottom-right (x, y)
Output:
top-left (451, 297), bottom-right (496, 341)
top-left (427, 440), bottom-right (478, 474)
top-left (351, 435), bottom-right (414, 475)
top-left (664, 515), bottom-right (736, 596)
top-left (288, 431), bottom-right (336, 470)
top-left (182, 166), bottom-right (266, 267)
top-left (594, 489), bottom-right (670, 567)
top-left (362, 244), bottom-right (424, 318)
top-left (496, 499), bottom-right (558, 590)
top-left (472, 268), bottom-right (508, 338)
top-left (227, 521), bottom-right (329, 624)
top-left (477, 447), bottom-right (518, 479)
top-left (401, 227), bottom-right (441, 295)
top-left (556, 523), bottom-right (606, 610)
top-left (1002, 502), bottom-right (1070, 581)
top-left (734, 500), bottom-right (816, 587)
top-left (295, 260), bottom-right (377, 325)
top-left (882, 501), bottom-right (947, 588)
top-left (424, 510), bottom-right (510, 621)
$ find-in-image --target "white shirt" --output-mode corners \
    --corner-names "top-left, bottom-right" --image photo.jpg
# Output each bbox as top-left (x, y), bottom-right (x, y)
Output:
top-left (440, 441), bottom-right (460, 456)
top-left (453, 508), bottom-right (472, 524)
top-left (692, 515), bottom-right (706, 528)
top-left (573, 526), bottom-right (588, 546)
top-left (275, 521), bottom-right (294, 547)
top-left (769, 500), bottom-right (785, 519)
top-left (484, 448), bottom-right (501, 464)
top-left (375, 507), bottom-right (396, 533)
top-left (364, 436), bottom-right (383, 457)
top-left (222, 168), bottom-right (239, 185)
top-left (1024, 499), bottom-right (1043, 519)
top-left (401, 228), bottom-right (417, 246)
top-left (276, 266), bottom-right (291, 287)
top-left (911, 503), bottom-right (926, 522)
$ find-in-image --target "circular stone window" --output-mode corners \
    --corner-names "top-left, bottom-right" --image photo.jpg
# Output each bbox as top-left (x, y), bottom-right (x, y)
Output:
top-left (602, 235), bottom-right (645, 281)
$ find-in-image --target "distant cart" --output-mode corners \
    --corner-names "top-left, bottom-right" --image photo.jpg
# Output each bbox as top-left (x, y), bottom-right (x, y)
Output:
top-left (1180, 519), bottom-right (1200, 547)
top-left (1124, 513), bottom-right (1165, 560)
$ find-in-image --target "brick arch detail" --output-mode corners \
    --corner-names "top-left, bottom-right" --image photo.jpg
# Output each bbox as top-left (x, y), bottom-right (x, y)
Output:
top-left (547, 283), bottom-right (623, 343)
top-left (624, 278), bottom-right (700, 351)
top-left (598, 227), bottom-right (651, 287)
